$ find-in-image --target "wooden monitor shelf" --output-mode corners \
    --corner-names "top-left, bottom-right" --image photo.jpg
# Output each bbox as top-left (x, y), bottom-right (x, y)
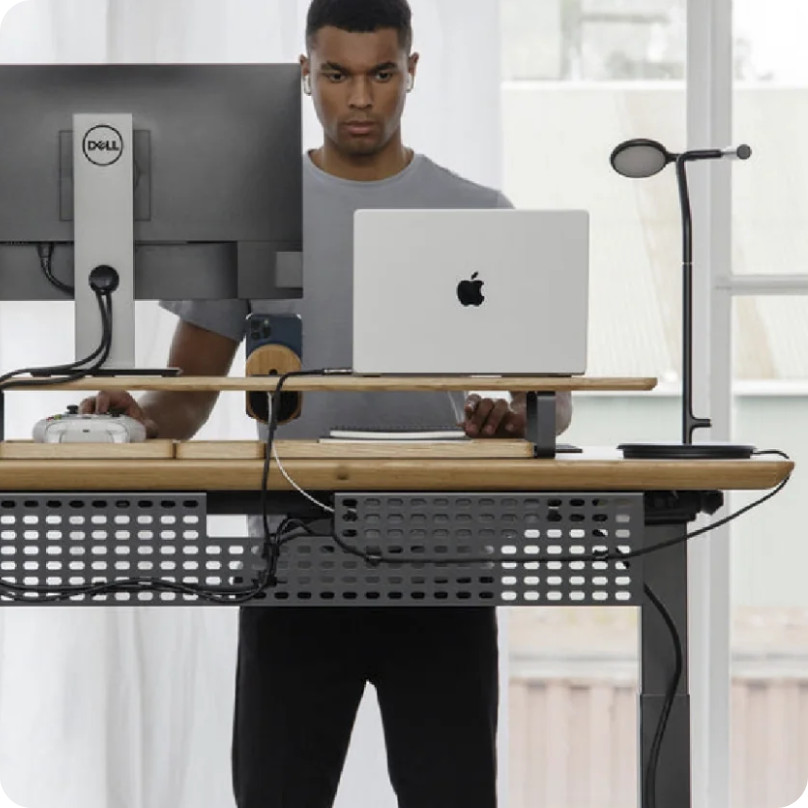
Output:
top-left (3, 375), bottom-right (658, 393)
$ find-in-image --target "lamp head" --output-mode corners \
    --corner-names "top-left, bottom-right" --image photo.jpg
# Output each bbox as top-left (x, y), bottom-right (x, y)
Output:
top-left (610, 138), bottom-right (675, 179)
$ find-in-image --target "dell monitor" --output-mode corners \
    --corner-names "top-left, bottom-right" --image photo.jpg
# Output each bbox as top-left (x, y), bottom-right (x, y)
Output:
top-left (0, 63), bottom-right (303, 371)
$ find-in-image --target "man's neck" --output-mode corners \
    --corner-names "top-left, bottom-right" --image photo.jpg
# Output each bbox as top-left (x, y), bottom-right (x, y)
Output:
top-left (310, 135), bottom-right (414, 182)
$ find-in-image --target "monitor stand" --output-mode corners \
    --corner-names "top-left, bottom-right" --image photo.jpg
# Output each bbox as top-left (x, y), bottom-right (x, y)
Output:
top-left (29, 366), bottom-right (181, 378)
top-left (87, 367), bottom-right (181, 377)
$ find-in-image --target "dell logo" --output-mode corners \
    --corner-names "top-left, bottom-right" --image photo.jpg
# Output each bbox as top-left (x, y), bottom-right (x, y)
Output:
top-left (82, 125), bottom-right (124, 167)
top-left (86, 140), bottom-right (120, 152)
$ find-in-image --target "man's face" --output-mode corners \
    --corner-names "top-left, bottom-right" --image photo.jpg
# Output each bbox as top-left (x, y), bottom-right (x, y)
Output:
top-left (302, 26), bottom-right (418, 157)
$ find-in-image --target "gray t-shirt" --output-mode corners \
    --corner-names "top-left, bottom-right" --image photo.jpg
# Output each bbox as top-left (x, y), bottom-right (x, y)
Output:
top-left (160, 151), bottom-right (512, 440)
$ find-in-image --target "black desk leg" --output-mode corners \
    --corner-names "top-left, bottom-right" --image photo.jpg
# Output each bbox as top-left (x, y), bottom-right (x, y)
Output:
top-left (640, 520), bottom-right (692, 808)
top-left (525, 391), bottom-right (556, 458)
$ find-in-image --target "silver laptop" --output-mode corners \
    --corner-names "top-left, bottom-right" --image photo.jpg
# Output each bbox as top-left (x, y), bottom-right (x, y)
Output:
top-left (352, 209), bottom-right (589, 375)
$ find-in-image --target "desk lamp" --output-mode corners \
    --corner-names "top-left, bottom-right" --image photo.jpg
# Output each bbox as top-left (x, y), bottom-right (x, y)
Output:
top-left (610, 137), bottom-right (755, 459)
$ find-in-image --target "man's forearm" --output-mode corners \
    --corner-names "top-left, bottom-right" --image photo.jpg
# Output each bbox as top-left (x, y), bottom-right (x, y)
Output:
top-left (511, 391), bottom-right (573, 436)
top-left (138, 390), bottom-right (218, 441)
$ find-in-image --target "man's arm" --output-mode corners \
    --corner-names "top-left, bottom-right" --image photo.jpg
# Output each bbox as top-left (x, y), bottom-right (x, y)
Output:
top-left (137, 321), bottom-right (240, 440)
top-left (461, 390), bottom-right (573, 438)
top-left (81, 320), bottom-right (240, 441)
top-left (510, 390), bottom-right (573, 437)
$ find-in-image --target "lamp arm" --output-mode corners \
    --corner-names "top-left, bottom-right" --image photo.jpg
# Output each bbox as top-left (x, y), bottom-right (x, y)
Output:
top-left (681, 148), bottom-right (724, 161)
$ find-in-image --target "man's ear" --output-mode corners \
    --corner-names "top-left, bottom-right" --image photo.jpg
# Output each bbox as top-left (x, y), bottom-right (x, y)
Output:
top-left (407, 53), bottom-right (420, 91)
top-left (300, 54), bottom-right (312, 95)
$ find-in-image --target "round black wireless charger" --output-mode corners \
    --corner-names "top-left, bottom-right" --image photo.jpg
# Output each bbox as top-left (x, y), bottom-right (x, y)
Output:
top-left (618, 442), bottom-right (755, 460)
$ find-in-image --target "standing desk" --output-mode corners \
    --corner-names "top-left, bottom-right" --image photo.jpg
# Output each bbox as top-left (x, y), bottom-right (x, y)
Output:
top-left (0, 375), bottom-right (794, 808)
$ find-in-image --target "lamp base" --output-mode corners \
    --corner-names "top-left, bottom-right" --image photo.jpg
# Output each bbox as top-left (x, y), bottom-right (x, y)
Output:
top-left (618, 442), bottom-right (756, 460)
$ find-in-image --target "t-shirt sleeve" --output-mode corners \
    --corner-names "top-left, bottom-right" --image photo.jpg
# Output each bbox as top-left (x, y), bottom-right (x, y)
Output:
top-left (495, 190), bottom-right (514, 209)
top-left (158, 299), bottom-right (249, 344)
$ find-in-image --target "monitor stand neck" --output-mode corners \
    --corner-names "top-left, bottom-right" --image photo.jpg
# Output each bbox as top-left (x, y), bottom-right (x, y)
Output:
top-left (71, 112), bottom-right (177, 378)
top-left (73, 112), bottom-right (136, 370)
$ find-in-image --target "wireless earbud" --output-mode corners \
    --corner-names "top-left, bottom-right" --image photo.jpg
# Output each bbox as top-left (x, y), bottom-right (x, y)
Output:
top-left (302, 75), bottom-right (312, 95)
top-left (407, 75), bottom-right (414, 92)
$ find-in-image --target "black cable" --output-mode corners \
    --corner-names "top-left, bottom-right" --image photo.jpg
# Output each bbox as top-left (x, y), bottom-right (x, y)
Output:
top-left (0, 242), bottom-right (73, 295)
top-left (0, 518), bottom-right (317, 606)
top-left (301, 450), bottom-right (789, 808)
top-left (0, 291), bottom-right (109, 383)
top-left (0, 426), bottom-right (775, 754)
top-left (0, 338), bottom-right (791, 603)
top-left (0, 250), bottom-right (133, 389)
top-left (37, 243), bottom-right (74, 295)
top-left (263, 450), bottom-right (785, 808)
top-left (599, 449), bottom-right (791, 565)
top-left (262, 436), bottom-right (791, 808)
top-left (277, 517), bottom-right (317, 546)
top-left (255, 516), bottom-right (318, 591)
top-left (261, 368), bottom-right (336, 585)
top-left (299, 454), bottom-right (788, 808)
top-left (315, 449), bottom-right (792, 569)
top-left (269, 445), bottom-right (789, 808)
top-left (8, 427), bottom-right (780, 768)
top-left (19, 413), bottom-right (330, 606)
top-left (0, 368), bottom-right (336, 605)
top-left (642, 581), bottom-right (683, 808)
top-left (0, 291), bottom-right (112, 390)
top-left (642, 444), bottom-right (792, 808)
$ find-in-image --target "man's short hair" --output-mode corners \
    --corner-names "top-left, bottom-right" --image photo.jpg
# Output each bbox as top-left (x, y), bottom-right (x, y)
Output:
top-left (306, 0), bottom-right (414, 53)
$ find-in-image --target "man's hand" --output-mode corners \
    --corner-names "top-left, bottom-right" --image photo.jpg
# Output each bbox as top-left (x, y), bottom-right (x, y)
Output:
top-left (79, 390), bottom-right (159, 439)
top-left (460, 394), bottom-right (526, 438)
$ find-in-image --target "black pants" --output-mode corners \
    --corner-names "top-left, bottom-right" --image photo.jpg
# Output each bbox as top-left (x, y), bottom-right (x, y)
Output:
top-left (232, 606), bottom-right (499, 808)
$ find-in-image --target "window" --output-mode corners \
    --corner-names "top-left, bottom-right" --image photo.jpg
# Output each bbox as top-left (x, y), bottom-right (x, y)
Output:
top-left (501, 3), bottom-right (685, 805)
top-left (502, 2), bottom-right (808, 805)
top-left (728, 3), bottom-right (808, 804)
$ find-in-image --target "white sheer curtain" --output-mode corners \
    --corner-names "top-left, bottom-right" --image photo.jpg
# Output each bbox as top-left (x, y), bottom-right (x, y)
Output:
top-left (0, 1), bottom-right (504, 807)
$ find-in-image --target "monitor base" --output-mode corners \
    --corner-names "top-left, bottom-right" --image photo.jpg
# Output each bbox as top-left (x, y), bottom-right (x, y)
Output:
top-left (87, 367), bottom-right (181, 378)
top-left (31, 367), bottom-right (181, 378)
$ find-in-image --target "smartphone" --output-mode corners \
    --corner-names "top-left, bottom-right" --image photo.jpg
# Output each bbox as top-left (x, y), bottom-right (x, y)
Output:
top-left (246, 312), bottom-right (302, 358)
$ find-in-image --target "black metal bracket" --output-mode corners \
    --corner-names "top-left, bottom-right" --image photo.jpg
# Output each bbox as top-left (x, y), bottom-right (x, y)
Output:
top-left (643, 490), bottom-right (724, 525)
top-left (525, 391), bottom-right (556, 458)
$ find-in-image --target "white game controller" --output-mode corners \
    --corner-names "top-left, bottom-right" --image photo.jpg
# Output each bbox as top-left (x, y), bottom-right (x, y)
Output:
top-left (32, 406), bottom-right (147, 444)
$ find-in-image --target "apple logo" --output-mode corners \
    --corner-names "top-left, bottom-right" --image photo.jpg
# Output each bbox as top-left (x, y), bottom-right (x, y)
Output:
top-left (456, 272), bottom-right (485, 307)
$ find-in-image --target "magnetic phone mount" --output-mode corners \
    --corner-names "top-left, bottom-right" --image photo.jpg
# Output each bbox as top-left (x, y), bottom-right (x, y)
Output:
top-left (245, 344), bottom-right (302, 424)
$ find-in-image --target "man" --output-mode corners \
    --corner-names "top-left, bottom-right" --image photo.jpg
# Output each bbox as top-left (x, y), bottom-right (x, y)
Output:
top-left (81, 1), bottom-right (572, 805)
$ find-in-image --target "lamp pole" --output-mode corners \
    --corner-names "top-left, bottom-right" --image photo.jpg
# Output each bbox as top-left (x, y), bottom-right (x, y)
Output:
top-left (676, 152), bottom-right (714, 443)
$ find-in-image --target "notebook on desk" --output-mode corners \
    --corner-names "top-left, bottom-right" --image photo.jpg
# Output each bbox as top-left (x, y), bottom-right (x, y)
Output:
top-left (321, 425), bottom-right (582, 452)
top-left (326, 425), bottom-right (465, 441)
